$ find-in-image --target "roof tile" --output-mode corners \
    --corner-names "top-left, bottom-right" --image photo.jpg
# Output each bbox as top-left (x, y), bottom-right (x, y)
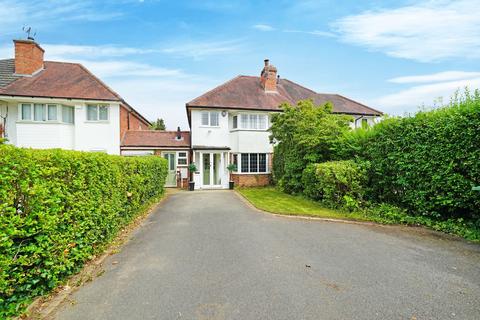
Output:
top-left (187, 76), bottom-right (382, 116)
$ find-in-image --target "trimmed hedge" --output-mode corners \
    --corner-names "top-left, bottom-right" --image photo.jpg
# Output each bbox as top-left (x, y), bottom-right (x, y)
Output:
top-left (302, 160), bottom-right (368, 211)
top-left (0, 146), bottom-right (167, 317)
top-left (335, 91), bottom-right (480, 220)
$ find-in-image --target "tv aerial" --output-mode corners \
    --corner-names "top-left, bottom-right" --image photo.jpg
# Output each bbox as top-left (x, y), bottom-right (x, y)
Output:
top-left (22, 25), bottom-right (36, 40)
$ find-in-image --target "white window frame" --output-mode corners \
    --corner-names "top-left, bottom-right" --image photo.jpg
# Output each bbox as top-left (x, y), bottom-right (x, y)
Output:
top-left (19, 103), bottom-right (73, 124)
top-left (177, 151), bottom-right (188, 166)
top-left (233, 113), bottom-right (268, 131)
top-left (86, 104), bottom-right (109, 122)
top-left (200, 111), bottom-right (220, 127)
top-left (236, 153), bottom-right (268, 174)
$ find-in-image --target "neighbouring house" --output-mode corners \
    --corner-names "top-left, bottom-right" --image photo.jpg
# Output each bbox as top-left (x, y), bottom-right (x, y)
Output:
top-left (0, 38), bottom-right (150, 155)
top-left (186, 59), bottom-right (383, 189)
top-left (121, 128), bottom-right (191, 188)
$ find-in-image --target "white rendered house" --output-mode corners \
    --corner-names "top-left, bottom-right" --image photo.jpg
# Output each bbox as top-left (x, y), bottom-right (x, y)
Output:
top-left (186, 59), bottom-right (383, 189)
top-left (0, 39), bottom-right (150, 155)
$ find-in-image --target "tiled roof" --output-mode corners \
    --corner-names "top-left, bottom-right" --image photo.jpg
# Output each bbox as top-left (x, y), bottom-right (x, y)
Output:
top-left (121, 130), bottom-right (191, 148)
top-left (187, 76), bottom-right (382, 116)
top-left (0, 61), bottom-right (122, 101)
top-left (0, 60), bottom-right (121, 101)
top-left (0, 59), bottom-right (21, 88)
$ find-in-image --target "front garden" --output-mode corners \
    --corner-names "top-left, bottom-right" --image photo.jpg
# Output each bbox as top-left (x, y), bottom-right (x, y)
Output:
top-left (258, 90), bottom-right (480, 241)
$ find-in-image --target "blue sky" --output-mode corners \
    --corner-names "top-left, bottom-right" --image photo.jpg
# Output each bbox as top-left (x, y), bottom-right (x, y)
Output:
top-left (1, 0), bottom-right (479, 129)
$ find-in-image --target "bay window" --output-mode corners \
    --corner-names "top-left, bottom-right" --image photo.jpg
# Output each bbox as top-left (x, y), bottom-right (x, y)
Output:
top-left (235, 113), bottom-right (267, 130)
top-left (238, 153), bottom-right (268, 173)
top-left (20, 103), bottom-right (73, 123)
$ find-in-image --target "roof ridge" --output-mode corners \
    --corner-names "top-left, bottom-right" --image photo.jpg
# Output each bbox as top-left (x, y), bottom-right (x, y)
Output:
top-left (280, 78), bottom-right (317, 95)
top-left (187, 75), bottom-right (243, 106)
top-left (333, 94), bottom-right (383, 115)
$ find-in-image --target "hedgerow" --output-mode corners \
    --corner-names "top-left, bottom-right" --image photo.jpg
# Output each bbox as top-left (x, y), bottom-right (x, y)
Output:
top-left (335, 90), bottom-right (480, 221)
top-left (0, 146), bottom-right (167, 317)
top-left (302, 160), bottom-right (369, 211)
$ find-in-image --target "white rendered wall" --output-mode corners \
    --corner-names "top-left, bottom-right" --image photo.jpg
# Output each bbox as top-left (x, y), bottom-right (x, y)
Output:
top-left (16, 122), bottom-right (74, 149)
top-left (2, 99), bottom-right (121, 155)
top-left (190, 109), bottom-right (230, 148)
top-left (74, 103), bottom-right (120, 154)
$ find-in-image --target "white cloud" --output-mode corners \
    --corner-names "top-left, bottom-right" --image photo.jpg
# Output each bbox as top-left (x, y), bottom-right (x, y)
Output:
top-left (0, 0), bottom-right (123, 36)
top-left (376, 74), bottom-right (480, 114)
top-left (43, 44), bottom-right (157, 59)
top-left (283, 29), bottom-right (336, 38)
top-left (389, 71), bottom-right (480, 84)
top-left (252, 24), bottom-right (275, 31)
top-left (333, 0), bottom-right (480, 62)
top-left (162, 39), bottom-right (244, 59)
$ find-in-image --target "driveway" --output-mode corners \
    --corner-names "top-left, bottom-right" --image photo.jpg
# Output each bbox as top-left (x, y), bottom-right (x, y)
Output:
top-left (54, 191), bottom-right (480, 320)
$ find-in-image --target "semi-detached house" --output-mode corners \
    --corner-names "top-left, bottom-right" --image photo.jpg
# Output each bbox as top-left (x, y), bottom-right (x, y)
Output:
top-left (0, 39), bottom-right (150, 154)
top-left (182, 59), bottom-right (382, 189)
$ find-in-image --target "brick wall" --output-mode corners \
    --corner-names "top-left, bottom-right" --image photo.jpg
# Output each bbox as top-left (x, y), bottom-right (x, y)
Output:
top-left (231, 174), bottom-right (271, 187)
top-left (120, 105), bottom-right (150, 139)
top-left (14, 40), bottom-right (44, 75)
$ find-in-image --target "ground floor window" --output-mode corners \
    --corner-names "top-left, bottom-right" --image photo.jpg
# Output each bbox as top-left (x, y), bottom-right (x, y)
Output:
top-left (237, 153), bottom-right (268, 173)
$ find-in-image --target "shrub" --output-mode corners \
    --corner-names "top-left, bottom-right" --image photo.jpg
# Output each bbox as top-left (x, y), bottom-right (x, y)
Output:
top-left (302, 160), bottom-right (368, 210)
top-left (269, 99), bottom-right (352, 193)
top-left (335, 90), bottom-right (480, 221)
top-left (0, 146), bottom-right (167, 317)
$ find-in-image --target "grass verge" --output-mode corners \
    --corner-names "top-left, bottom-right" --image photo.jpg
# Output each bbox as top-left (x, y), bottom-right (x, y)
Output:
top-left (237, 187), bottom-right (480, 242)
top-left (237, 187), bottom-right (369, 221)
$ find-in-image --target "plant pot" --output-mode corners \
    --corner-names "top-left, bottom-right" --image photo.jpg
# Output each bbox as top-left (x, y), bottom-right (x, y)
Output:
top-left (189, 181), bottom-right (195, 191)
top-left (229, 181), bottom-right (234, 190)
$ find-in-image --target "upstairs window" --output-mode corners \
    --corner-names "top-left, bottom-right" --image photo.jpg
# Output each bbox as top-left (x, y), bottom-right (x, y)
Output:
top-left (87, 104), bottom-right (109, 121)
top-left (200, 111), bottom-right (219, 127)
top-left (237, 114), bottom-right (267, 130)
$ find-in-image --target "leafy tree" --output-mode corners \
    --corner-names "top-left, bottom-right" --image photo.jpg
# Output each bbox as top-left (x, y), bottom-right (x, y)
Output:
top-left (150, 118), bottom-right (166, 130)
top-left (269, 99), bottom-right (352, 193)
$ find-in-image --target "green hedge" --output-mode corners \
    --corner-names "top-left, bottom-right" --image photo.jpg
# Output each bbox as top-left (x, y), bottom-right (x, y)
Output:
top-left (0, 146), bottom-right (167, 317)
top-left (335, 91), bottom-right (480, 220)
top-left (302, 160), bottom-right (368, 211)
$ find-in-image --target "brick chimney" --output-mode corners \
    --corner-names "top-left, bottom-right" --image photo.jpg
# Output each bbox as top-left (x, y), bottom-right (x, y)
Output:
top-left (260, 59), bottom-right (278, 92)
top-left (14, 39), bottom-right (45, 76)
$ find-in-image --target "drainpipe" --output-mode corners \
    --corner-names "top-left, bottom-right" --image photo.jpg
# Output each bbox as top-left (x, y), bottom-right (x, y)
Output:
top-left (354, 115), bottom-right (364, 128)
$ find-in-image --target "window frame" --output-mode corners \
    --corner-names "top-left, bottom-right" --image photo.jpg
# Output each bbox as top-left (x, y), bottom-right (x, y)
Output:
top-left (86, 104), bottom-right (109, 122)
top-left (236, 153), bottom-right (268, 174)
top-left (232, 113), bottom-right (268, 131)
top-left (200, 111), bottom-right (220, 127)
top-left (177, 151), bottom-right (188, 166)
top-left (19, 103), bottom-right (73, 124)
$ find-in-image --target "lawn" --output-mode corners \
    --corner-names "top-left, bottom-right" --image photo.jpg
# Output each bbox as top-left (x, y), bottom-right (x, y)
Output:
top-left (237, 187), bottom-right (480, 242)
top-left (237, 187), bottom-right (367, 221)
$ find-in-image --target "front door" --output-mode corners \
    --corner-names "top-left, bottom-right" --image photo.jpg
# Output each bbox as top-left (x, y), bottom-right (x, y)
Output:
top-left (163, 152), bottom-right (177, 187)
top-left (202, 152), bottom-right (222, 188)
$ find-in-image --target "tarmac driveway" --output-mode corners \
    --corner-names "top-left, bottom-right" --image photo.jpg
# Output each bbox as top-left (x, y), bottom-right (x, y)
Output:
top-left (54, 190), bottom-right (480, 320)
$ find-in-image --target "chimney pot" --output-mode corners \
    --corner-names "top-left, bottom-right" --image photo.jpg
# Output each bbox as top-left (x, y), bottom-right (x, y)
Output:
top-left (260, 59), bottom-right (278, 92)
